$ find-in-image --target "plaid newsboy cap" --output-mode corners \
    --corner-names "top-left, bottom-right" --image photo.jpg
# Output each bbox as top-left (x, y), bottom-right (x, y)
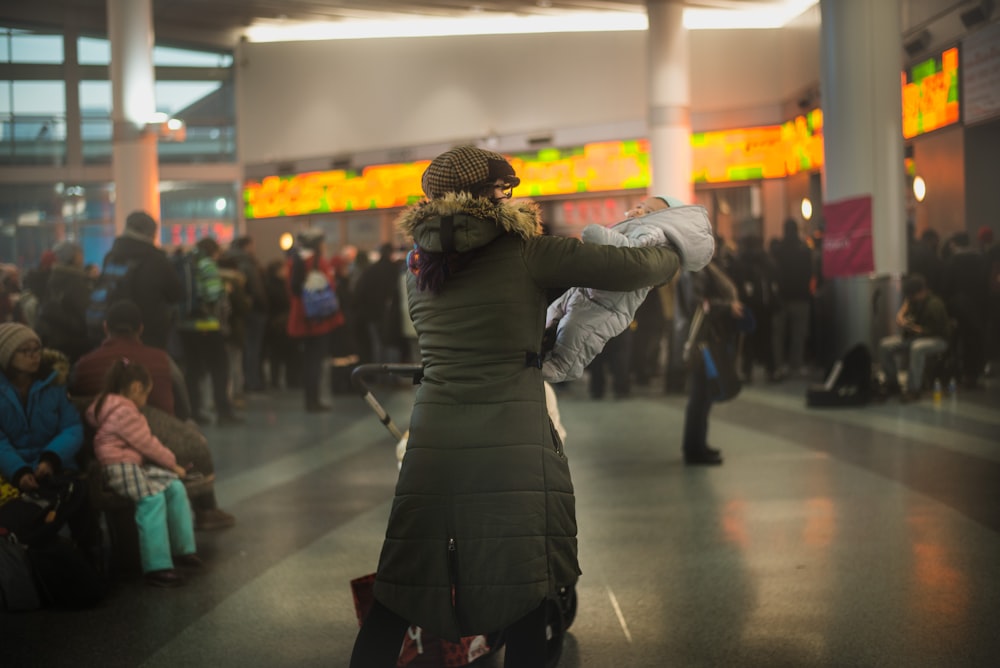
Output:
top-left (420, 146), bottom-right (520, 199)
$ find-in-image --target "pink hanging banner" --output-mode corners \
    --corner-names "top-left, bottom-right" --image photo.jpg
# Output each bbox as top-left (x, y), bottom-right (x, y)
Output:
top-left (822, 195), bottom-right (874, 278)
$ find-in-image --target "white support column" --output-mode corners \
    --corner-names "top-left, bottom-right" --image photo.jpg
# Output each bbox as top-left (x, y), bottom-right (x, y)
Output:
top-left (107, 0), bottom-right (160, 238)
top-left (820, 0), bottom-right (906, 361)
top-left (646, 0), bottom-right (693, 204)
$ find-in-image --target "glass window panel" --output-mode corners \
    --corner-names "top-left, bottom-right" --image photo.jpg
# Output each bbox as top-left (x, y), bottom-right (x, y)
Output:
top-left (79, 81), bottom-right (112, 113)
top-left (11, 34), bottom-right (63, 63)
top-left (153, 45), bottom-right (232, 67)
top-left (0, 82), bottom-right (10, 114)
top-left (12, 81), bottom-right (65, 115)
top-left (78, 36), bottom-right (111, 65)
top-left (0, 29), bottom-right (10, 63)
top-left (155, 81), bottom-right (220, 116)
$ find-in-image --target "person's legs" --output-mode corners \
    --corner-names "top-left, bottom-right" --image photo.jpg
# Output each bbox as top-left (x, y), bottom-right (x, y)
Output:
top-left (135, 492), bottom-right (172, 573)
top-left (607, 331), bottom-right (632, 398)
top-left (162, 479), bottom-right (197, 557)
top-left (301, 334), bottom-right (328, 409)
top-left (787, 299), bottom-right (811, 372)
top-left (244, 312), bottom-right (267, 391)
top-left (878, 335), bottom-right (905, 391)
top-left (167, 355), bottom-right (193, 421)
top-left (908, 336), bottom-right (948, 392)
top-left (179, 330), bottom-right (207, 420)
top-left (771, 307), bottom-right (788, 375)
top-left (349, 599), bottom-right (410, 668)
top-left (587, 352), bottom-right (606, 399)
top-left (502, 600), bottom-right (548, 668)
top-left (204, 331), bottom-right (236, 420)
top-left (682, 366), bottom-right (711, 454)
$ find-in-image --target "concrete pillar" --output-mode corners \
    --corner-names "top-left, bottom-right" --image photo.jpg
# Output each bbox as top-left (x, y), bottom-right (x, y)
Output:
top-left (646, 1), bottom-right (693, 204)
top-left (107, 0), bottom-right (160, 238)
top-left (819, 0), bottom-right (906, 362)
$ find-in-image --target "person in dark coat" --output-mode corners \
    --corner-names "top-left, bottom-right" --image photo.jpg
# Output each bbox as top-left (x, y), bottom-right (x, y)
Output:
top-left (350, 147), bottom-right (683, 668)
top-left (262, 259), bottom-right (294, 389)
top-left (35, 241), bottom-right (92, 363)
top-left (771, 218), bottom-right (814, 378)
top-left (677, 254), bottom-right (746, 465)
top-left (733, 234), bottom-right (777, 382)
top-left (227, 237), bottom-right (269, 392)
top-left (941, 232), bottom-right (987, 387)
top-left (353, 242), bottom-right (403, 363)
top-left (100, 211), bottom-right (183, 350)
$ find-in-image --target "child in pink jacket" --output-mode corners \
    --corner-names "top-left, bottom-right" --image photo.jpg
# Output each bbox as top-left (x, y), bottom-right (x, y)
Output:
top-left (86, 358), bottom-right (200, 587)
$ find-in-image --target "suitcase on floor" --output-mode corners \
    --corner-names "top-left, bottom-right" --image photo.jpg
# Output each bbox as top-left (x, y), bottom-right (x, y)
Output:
top-left (806, 343), bottom-right (872, 407)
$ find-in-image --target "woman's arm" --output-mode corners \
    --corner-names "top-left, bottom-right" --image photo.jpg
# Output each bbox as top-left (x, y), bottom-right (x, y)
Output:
top-left (523, 235), bottom-right (680, 292)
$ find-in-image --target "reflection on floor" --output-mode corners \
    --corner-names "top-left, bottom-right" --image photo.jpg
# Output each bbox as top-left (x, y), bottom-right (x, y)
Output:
top-left (6, 373), bottom-right (1000, 668)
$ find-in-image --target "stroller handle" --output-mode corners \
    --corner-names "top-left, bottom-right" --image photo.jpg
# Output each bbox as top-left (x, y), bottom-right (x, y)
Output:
top-left (350, 364), bottom-right (424, 442)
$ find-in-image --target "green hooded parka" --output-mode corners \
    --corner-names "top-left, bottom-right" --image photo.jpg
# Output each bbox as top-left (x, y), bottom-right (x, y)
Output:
top-left (373, 192), bottom-right (681, 641)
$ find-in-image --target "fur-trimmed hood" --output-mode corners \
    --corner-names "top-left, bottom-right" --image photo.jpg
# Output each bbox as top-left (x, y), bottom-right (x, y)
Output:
top-left (39, 349), bottom-right (71, 386)
top-left (396, 193), bottom-right (542, 253)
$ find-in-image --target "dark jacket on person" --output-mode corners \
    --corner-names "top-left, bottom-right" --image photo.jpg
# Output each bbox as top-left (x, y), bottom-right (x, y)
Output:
top-left (101, 234), bottom-right (183, 349)
top-left (373, 193), bottom-right (680, 641)
top-left (226, 248), bottom-right (268, 314)
top-left (69, 336), bottom-right (176, 417)
top-left (0, 350), bottom-right (82, 484)
top-left (35, 264), bottom-right (92, 362)
top-left (771, 236), bottom-right (813, 302)
top-left (905, 291), bottom-right (951, 340)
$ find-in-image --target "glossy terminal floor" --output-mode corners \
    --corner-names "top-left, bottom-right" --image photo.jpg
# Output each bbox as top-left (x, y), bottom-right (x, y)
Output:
top-left (6, 369), bottom-right (1000, 668)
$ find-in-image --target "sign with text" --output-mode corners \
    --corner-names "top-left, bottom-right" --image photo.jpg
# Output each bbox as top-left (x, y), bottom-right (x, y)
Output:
top-left (902, 46), bottom-right (960, 138)
top-left (822, 195), bottom-right (874, 279)
top-left (963, 20), bottom-right (1000, 126)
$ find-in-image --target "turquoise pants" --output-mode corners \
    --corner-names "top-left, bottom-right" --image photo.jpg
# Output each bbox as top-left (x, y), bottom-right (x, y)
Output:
top-left (135, 479), bottom-right (196, 573)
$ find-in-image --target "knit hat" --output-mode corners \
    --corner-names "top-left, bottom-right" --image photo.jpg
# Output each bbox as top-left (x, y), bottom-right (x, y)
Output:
top-left (106, 299), bottom-right (143, 334)
top-left (421, 146), bottom-right (520, 199)
top-left (125, 211), bottom-right (157, 241)
top-left (654, 195), bottom-right (687, 209)
top-left (0, 323), bottom-right (41, 369)
top-left (297, 228), bottom-right (325, 250)
top-left (52, 240), bottom-right (81, 266)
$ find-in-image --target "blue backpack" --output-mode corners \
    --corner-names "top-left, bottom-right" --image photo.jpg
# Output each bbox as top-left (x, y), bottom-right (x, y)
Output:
top-left (85, 257), bottom-right (138, 345)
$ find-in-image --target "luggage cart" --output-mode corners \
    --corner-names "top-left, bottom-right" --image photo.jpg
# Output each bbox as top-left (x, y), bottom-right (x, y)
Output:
top-left (350, 363), bottom-right (577, 668)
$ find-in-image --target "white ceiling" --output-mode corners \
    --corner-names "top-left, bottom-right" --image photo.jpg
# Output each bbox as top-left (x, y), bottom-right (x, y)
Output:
top-left (2, 0), bottom-right (813, 48)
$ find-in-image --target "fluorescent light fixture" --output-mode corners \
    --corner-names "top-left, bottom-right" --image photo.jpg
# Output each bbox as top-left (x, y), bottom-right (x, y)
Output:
top-left (685, 0), bottom-right (818, 30)
top-left (245, 12), bottom-right (645, 42)
top-left (244, 1), bottom-right (818, 42)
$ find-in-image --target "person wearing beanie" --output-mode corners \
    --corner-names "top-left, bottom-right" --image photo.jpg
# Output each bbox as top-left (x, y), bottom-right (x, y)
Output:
top-left (350, 148), bottom-right (693, 668)
top-left (35, 239), bottom-right (92, 363)
top-left (0, 322), bottom-right (97, 549)
top-left (97, 210), bottom-right (183, 350)
top-left (285, 227), bottom-right (345, 412)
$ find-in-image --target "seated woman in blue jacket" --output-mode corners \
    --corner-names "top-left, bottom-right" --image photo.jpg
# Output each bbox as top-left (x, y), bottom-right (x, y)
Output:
top-left (0, 322), bottom-right (95, 548)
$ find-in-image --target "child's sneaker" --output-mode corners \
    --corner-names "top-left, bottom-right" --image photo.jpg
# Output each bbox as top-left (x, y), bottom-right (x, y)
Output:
top-left (174, 554), bottom-right (204, 569)
top-left (145, 569), bottom-right (185, 588)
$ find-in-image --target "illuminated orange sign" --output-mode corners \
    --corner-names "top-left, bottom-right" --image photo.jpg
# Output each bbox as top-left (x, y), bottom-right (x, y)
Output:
top-left (243, 112), bottom-right (824, 219)
top-left (902, 47), bottom-right (960, 139)
top-left (692, 108), bottom-right (824, 183)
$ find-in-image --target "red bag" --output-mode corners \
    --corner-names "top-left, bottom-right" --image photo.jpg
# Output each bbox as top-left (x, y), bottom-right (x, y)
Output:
top-left (350, 573), bottom-right (502, 667)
